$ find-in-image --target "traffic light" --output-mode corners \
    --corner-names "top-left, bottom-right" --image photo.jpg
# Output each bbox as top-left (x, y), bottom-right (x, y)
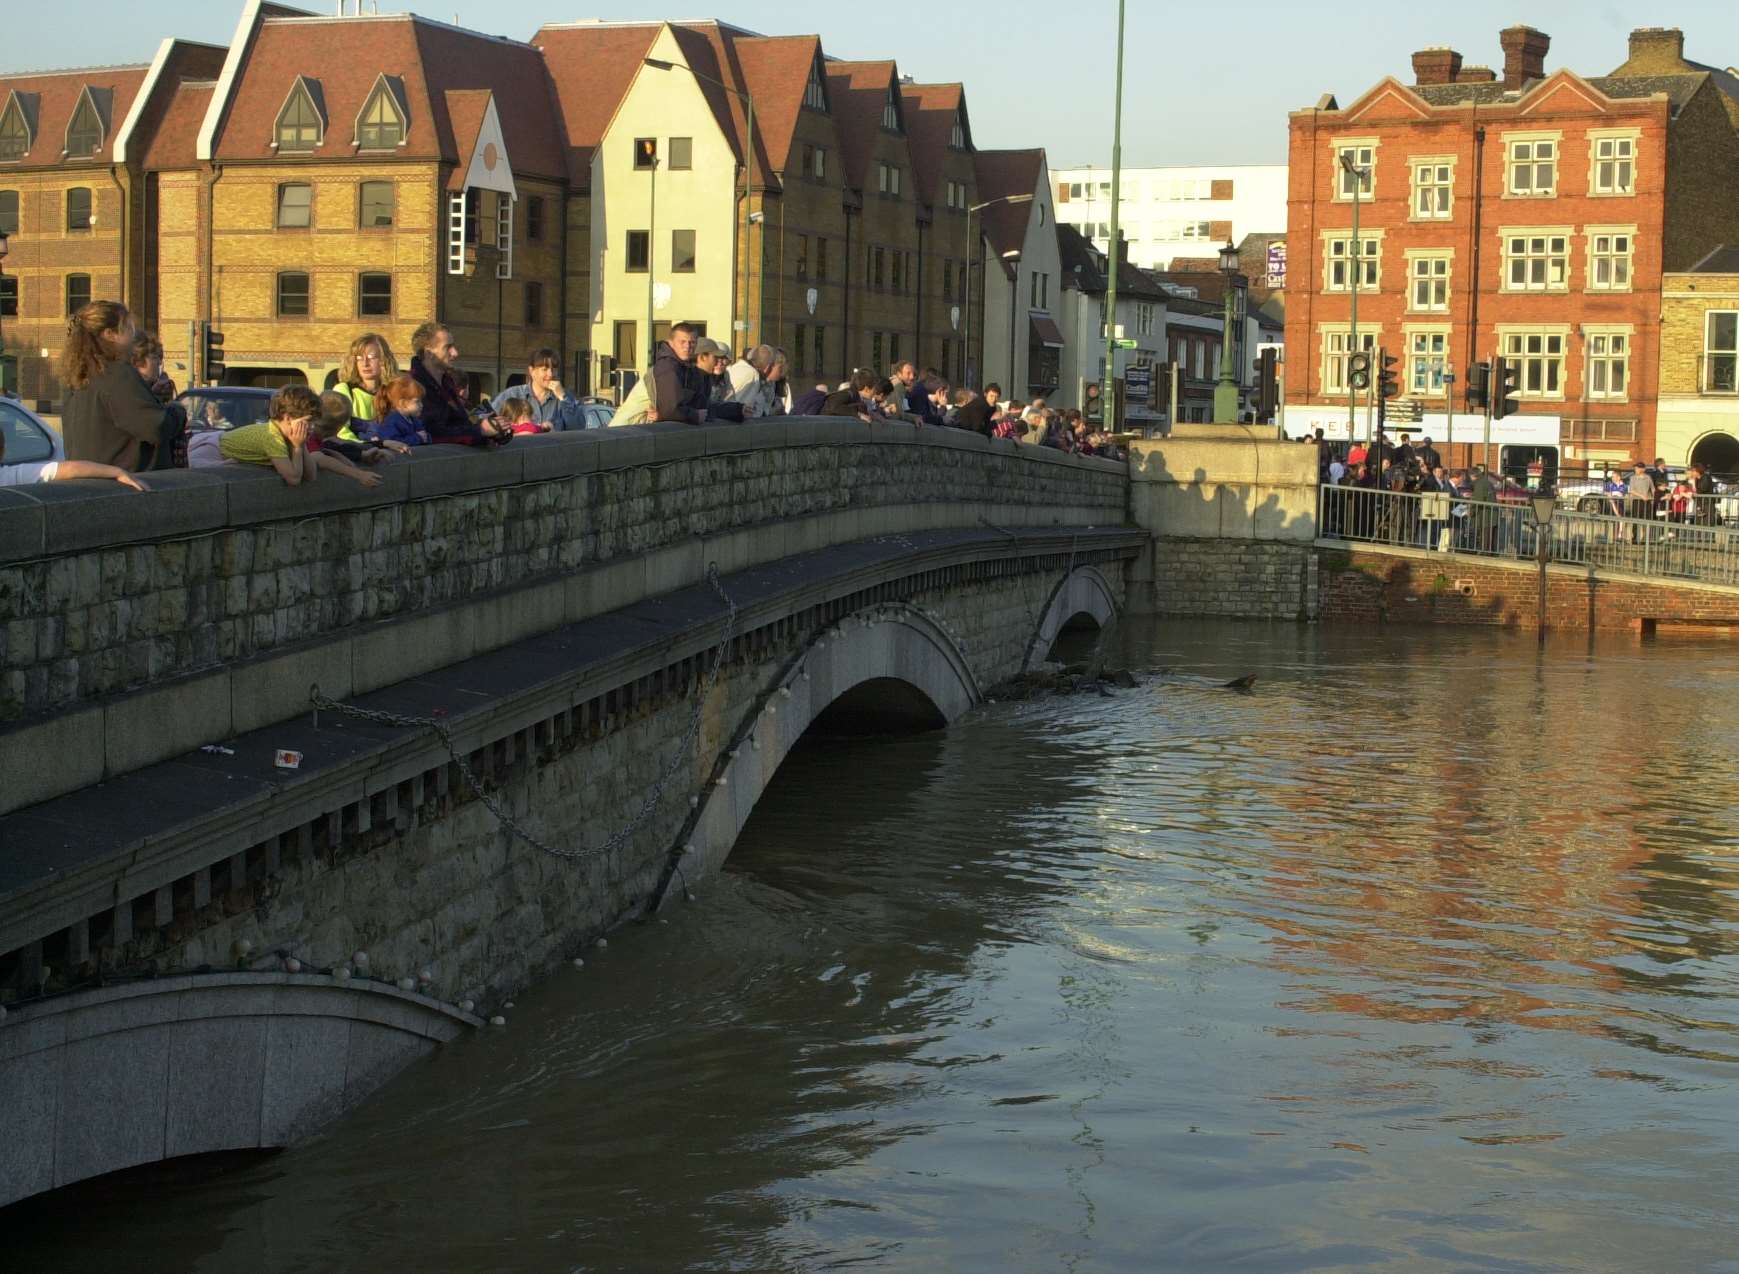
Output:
top-left (1083, 382), bottom-right (1103, 425)
top-left (1492, 355), bottom-right (1519, 420)
top-left (1256, 347), bottom-right (1278, 420)
top-left (1347, 349), bottom-right (1371, 391)
top-left (1155, 364), bottom-right (1172, 418)
top-left (1376, 347), bottom-right (1399, 427)
top-left (1466, 359), bottom-right (1490, 409)
top-left (202, 322), bottom-right (225, 384)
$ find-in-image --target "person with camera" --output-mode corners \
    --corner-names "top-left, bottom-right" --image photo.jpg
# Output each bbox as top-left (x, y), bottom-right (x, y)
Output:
top-left (409, 321), bottom-right (511, 445)
top-left (60, 300), bottom-right (187, 471)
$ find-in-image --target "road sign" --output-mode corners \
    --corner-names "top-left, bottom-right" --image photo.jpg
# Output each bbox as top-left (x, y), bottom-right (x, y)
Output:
top-left (1125, 366), bottom-right (1152, 404)
top-left (1113, 338), bottom-right (1138, 349)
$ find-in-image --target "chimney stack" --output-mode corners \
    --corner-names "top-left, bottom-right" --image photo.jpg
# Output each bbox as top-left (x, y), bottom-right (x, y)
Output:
top-left (1412, 46), bottom-right (1463, 86)
top-left (1456, 65), bottom-right (1497, 83)
top-left (1627, 27), bottom-right (1685, 68)
top-left (1500, 25), bottom-right (1550, 89)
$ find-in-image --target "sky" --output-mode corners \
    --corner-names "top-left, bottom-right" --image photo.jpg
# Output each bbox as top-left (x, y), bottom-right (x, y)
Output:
top-left (10, 1), bottom-right (1739, 167)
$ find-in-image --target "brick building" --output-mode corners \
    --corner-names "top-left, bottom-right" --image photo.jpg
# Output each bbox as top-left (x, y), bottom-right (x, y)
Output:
top-left (1285, 25), bottom-right (1739, 469)
top-left (1658, 245), bottom-right (1739, 474)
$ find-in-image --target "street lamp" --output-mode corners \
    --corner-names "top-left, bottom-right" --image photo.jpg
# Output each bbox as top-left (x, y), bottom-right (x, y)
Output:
top-left (1529, 490), bottom-right (1557, 647)
top-left (643, 58), bottom-right (758, 345)
top-left (1339, 151), bottom-right (1369, 441)
top-left (1002, 248), bottom-right (1022, 396)
top-left (0, 230), bottom-right (10, 397)
top-left (1214, 240), bottom-right (1242, 423)
top-left (964, 193), bottom-right (1032, 388)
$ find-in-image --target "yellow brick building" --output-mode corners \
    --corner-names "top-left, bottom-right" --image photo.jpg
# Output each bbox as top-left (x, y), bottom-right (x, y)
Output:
top-left (1658, 249), bottom-right (1739, 473)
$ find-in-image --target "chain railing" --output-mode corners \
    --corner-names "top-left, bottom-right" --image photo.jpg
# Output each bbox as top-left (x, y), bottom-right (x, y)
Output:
top-left (308, 565), bottom-right (739, 863)
top-left (1319, 486), bottom-right (1739, 589)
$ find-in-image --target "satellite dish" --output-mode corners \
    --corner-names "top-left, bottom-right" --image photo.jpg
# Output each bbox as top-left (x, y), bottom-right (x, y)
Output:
top-left (949, 305), bottom-right (960, 332)
top-left (805, 287), bottom-right (819, 316)
top-left (653, 282), bottom-right (672, 311)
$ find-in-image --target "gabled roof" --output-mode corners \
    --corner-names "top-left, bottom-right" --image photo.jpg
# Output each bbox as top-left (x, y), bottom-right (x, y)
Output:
top-left (206, 14), bottom-right (565, 180)
top-left (974, 148), bottom-right (1046, 275)
top-left (1686, 244), bottom-right (1739, 274)
top-left (824, 60), bottom-right (901, 190)
top-left (899, 82), bottom-right (969, 206)
top-left (669, 23), bottom-right (771, 187)
top-left (530, 22), bottom-right (660, 187)
top-left (1056, 221), bottom-right (1105, 291)
top-left (0, 64), bottom-right (149, 165)
top-left (142, 79), bottom-right (215, 169)
top-left (732, 34), bottom-right (823, 176)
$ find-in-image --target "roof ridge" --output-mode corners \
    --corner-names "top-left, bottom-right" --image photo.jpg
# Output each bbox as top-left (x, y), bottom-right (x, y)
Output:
top-left (266, 11), bottom-right (539, 49)
top-left (0, 61), bottom-right (151, 77)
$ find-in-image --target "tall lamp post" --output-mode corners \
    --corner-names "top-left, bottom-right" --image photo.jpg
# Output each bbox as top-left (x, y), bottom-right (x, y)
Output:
top-left (1213, 241), bottom-right (1243, 423)
top-left (1003, 248), bottom-right (1022, 396)
top-left (964, 193), bottom-right (1032, 388)
top-left (643, 59), bottom-right (758, 347)
top-left (1103, 0), bottom-right (1127, 435)
top-left (1338, 151), bottom-right (1368, 440)
top-left (1529, 490), bottom-right (1556, 647)
top-left (0, 230), bottom-right (10, 396)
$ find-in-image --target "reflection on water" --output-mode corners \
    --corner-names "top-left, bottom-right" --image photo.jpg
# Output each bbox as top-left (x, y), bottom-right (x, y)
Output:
top-left (12, 620), bottom-right (1739, 1272)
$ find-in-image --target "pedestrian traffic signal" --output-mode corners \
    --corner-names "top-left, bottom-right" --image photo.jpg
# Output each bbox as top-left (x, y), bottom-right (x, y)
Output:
top-left (1347, 350), bottom-right (1371, 391)
top-left (1256, 347), bottom-right (1278, 420)
top-left (202, 323), bottom-right (225, 384)
top-left (1492, 355), bottom-right (1519, 420)
top-left (1466, 359), bottom-right (1490, 409)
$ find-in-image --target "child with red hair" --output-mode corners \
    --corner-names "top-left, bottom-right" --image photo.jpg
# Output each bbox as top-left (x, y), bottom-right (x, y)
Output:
top-left (368, 374), bottom-right (431, 447)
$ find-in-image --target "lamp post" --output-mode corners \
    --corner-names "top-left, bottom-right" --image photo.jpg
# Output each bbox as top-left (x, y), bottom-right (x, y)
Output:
top-left (1213, 240), bottom-right (1242, 423)
top-left (0, 230), bottom-right (10, 396)
top-left (645, 149), bottom-right (659, 374)
top-left (643, 58), bottom-right (757, 347)
top-left (1529, 490), bottom-right (1556, 647)
top-left (1338, 151), bottom-right (1368, 440)
top-left (964, 193), bottom-right (1032, 389)
top-left (1003, 248), bottom-right (1022, 396)
top-left (1103, 0), bottom-right (1127, 435)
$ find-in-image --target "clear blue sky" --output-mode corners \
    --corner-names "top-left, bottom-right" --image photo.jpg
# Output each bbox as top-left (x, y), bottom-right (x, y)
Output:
top-left (11, 2), bottom-right (1739, 166)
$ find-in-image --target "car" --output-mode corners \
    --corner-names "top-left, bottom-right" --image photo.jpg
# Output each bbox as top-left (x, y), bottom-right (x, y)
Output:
top-left (0, 397), bottom-right (66, 470)
top-left (178, 385), bottom-right (277, 432)
top-left (572, 398), bottom-right (615, 430)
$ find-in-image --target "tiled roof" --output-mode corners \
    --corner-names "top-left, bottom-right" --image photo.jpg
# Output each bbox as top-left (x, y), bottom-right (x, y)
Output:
top-left (210, 15), bottom-right (565, 180)
top-left (1411, 80), bottom-right (1521, 105)
top-left (1687, 244), bottom-right (1739, 274)
top-left (732, 34), bottom-right (821, 177)
top-left (531, 22), bottom-right (660, 187)
top-left (899, 81), bottom-right (964, 206)
top-left (441, 89), bottom-right (489, 192)
top-left (0, 64), bottom-right (149, 166)
top-left (824, 60), bottom-right (899, 190)
top-left (142, 80), bottom-right (215, 169)
top-left (1410, 71), bottom-right (1704, 113)
top-left (669, 23), bottom-right (778, 190)
top-left (974, 148), bottom-right (1045, 274)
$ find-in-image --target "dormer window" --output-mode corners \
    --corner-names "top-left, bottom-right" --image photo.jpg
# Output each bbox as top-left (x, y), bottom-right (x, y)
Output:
top-left (65, 90), bottom-right (104, 157)
top-left (881, 84), bottom-right (900, 132)
top-left (356, 76), bottom-right (406, 151)
top-left (950, 113), bottom-right (965, 149)
top-left (275, 78), bottom-right (324, 153)
top-left (803, 61), bottom-right (827, 112)
top-left (0, 95), bottom-right (31, 162)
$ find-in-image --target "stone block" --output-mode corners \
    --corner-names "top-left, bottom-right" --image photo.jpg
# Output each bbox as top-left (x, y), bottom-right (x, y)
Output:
top-left (260, 1012), bottom-right (353, 1144)
top-left (103, 668), bottom-right (233, 779)
top-left (0, 1047), bottom-right (61, 1204)
top-left (400, 445), bottom-right (525, 500)
top-left (163, 1015), bottom-right (269, 1157)
top-left (517, 432), bottom-right (601, 482)
top-left (593, 429), bottom-right (654, 470)
top-left (217, 461), bottom-right (405, 528)
top-left (28, 470), bottom-right (228, 557)
top-left (232, 638), bottom-right (355, 736)
top-left (0, 703), bottom-right (105, 816)
top-left (0, 490), bottom-right (46, 565)
top-left (55, 1026), bottom-right (172, 1188)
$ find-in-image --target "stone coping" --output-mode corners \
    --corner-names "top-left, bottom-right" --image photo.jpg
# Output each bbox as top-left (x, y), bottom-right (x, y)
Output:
top-left (0, 525), bottom-right (1145, 955)
top-left (0, 419), bottom-right (1126, 566)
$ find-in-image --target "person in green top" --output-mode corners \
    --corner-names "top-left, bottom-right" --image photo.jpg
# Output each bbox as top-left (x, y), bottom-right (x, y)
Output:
top-left (332, 333), bottom-right (399, 427)
top-left (190, 385), bottom-right (380, 488)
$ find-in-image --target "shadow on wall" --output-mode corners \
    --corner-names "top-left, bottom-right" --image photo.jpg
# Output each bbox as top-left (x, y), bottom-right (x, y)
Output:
top-left (1319, 548), bottom-right (1624, 631)
top-left (1126, 431), bottom-right (1322, 545)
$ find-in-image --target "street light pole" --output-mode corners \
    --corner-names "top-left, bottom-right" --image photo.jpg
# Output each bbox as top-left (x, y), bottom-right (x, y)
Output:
top-left (1005, 249), bottom-right (1022, 395)
top-left (1103, 0), bottom-right (1126, 434)
top-left (1213, 241), bottom-right (1241, 422)
top-left (1340, 152), bottom-right (1365, 440)
top-left (646, 155), bottom-right (659, 374)
top-left (0, 230), bottom-right (9, 396)
top-left (964, 194), bottom-right (1032, 390)
top-left (1530, 490), bottom-right (1556, 647)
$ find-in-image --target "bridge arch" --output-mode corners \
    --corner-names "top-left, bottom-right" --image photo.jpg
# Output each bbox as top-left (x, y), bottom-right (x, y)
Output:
top-left (1023, 565), bottom-right (1121, 670)
top-left (0, 972), bottom-right (478, 1208)
top-left (657, 605), bottom-right (979, 903)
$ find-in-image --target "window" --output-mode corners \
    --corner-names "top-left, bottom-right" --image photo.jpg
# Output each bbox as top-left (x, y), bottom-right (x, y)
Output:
top-left (1137, 303), bottom-right (1154, 337)
top-left (1588, 230), bottom-right (1633, 291)
top-left (524, 280), bottom-right (543, 325)
top-left (275, 79), bottom-right (322, 152)
top-left (795, 233), bottom-right (809, 278)
top-left (277, 271), bottom-right (310, 317)
top-left (669, 137), bottom-right (692, 170)
top-left (1324, 235), bottom-right (1379, 290)
top-left (945, 179), bottom-right (966, 209)
top-left (1334, 142), bottom-right (1374, 199)
top-left (877, 163), bottom-right (901, 196)
top-left (1586, 330), bottom-right (1629, 399)
top-left (872, 331), bottom-right (883, 369)
top-left (464, 187), bottom-right (480, 244)
top-left (0, 96), bottom-right (29, 161)
top-left (940, 338), bottom-right (951, 378)
top-left (801, 144), bottom-right (815, 179)
top-left (1408, 330), bottom-right (1449, 395)
top-left (1591, 135), bottom-right (1635, 195)
top-left (66, 187), bottom-right (92, 231)
top-left (0, 189), bottom-right (16, 234)
top-left (672, 228), bottom-right (695, 273)
top-left (889, 333), bottom-right (900, 365)
top-left (0, 276), bottom-right (16, 317)
top-left (1030, 272), bottom-right (1040, 307)
top-left (941, 256), bottom-right (952, 301)
top-left (1506, 137), bottom-right (1556, 196)
top-left (358, 272), bottom-right (391, 317)
top-left (804, 61), bottom-right (827, 112)
top-left (814, 146), bottom-right (826, 179)
top-left (882, 84), bottom-right (900, 131)
top-left (633, 138), bottom-right (656, 169)
top-left (1499, 331), bottom-right (1566, 397)
top-left (1502, 231), bottom-right (1568, 291)
top-left (872, 246), bottom-right (884, 290)
top-left (1412, 159), bottom-right (1452, 219)
top-left (814, 324), bottom-right (824, 375)
top-left (817, 236), bottom-right (828, 281)
top-left (793, 324), bottom-right (806, 373)
top-left (625, 230), bottom-right (649, 272)
top-left (950, 113), bottom-right (965, 149)
top-left (356, 81), bottom-right (404, 150)
top-left (277, 182), bottom-right (312, 229)
top-left (359, 180), bottom-right (394, 228)
top-left (66, 92), bottom-right (103, 156)
top-left (1322, 328), bottom-right (1377, 395)
top-left (1409, 253), bottom-right (1450, 311)
top-left (1705, 313), bottom-right (1738, 393)
top-left (526, 195), bottom-right (544, 241)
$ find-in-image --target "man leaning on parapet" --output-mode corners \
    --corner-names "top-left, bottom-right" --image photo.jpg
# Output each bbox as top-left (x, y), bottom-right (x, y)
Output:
top-left (649, 323), bottom-right (713, 425)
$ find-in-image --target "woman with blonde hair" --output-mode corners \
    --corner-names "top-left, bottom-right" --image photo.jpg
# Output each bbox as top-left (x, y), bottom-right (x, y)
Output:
top-left (60, 300), bottom-right (186, 470)
top-left (333, 332), bottom-right (399, 428)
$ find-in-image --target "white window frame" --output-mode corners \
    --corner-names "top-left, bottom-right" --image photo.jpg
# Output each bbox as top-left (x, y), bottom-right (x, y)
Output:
top-left (1409, 156), bottom-right (1454, 220)
top-left (1499, 227), bottom-right (1571, 293)
top-left (881, 85), bottom-right (900, 132)
top-left (1584, 326), bottom-right (1632, 401)
top-left (1497, 328), bottom-right (1570, 400)
top-left (1586, 225), bottom-right (1635, 292)
top-left (1406, 250), bottom-right (1451, 312)
top-left (1406, 327), bottom-right (1451, 397)
top-left (1504, 132), bottom-right (1560, 197)
top-left (1704, 311), bottom-right (1738, 394)
top-left (494, 193), bottom-right (513, 280)
top-left (1331, 138), bottom-right (1377, 201)
top-left (1321, 327), bottom-right (1378, 396)
top-left (273, 77), bottom-right (325, 153)
top-left (803, 61), bottom-right (828, 112)
top-left (354, 75), bottom-right (407, 151)
top-left (1321, 229), bottom-right (1382, 291)
top-left (950, 112), bottom-right (965, 149)
top-left (1588, 129), bottom-right (1639, 197)
top-left (65, 88), bottom-right (105, 157)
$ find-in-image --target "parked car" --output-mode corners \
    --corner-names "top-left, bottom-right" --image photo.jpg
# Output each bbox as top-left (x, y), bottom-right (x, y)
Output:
top-left (0, 397), bottom-right (65, 470)
top-left (571, 397), bottom-right (615, 430)
top-left (178, 386), bottom-right (277, 432)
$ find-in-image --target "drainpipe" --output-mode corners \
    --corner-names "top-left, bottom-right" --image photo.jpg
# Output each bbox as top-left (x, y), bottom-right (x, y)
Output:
top-left (914, 218), bottom-right (925, 370)
top-left (842, 208), bottom-right (853, 377)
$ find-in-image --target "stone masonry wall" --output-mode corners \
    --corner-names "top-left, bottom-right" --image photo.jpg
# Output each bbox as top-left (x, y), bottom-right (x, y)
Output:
top-left (1146, 538), bottom-right (1317, 621)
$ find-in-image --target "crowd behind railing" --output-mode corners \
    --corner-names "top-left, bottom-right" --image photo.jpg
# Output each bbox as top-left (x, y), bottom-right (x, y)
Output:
top-left (1, 302), bottom-right (1124, 496)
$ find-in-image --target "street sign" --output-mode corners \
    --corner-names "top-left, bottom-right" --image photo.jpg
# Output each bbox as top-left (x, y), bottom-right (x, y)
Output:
top-left (1113, 338), bottom-right (1138, 349)
top-left (1125, 366), bottom-right (1152, 404)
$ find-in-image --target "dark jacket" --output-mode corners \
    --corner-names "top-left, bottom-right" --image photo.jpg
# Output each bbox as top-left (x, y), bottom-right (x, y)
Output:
top-left (369, 410), bottom-right (430, 447)
top-left (819, 389), bottom-right (868, 418)
top-left (955, 396), bottom-right (995, 437)
top-left (791, 387), bottom-right (829, 416)
top-left (1418, 445), bottom-right (1442, 470)
top-left (410, 354), bottom-right (486, 445)
top-left (649, 341), bottom-right (711, 425)
top-left (62, 359), bottom-right (183, 470)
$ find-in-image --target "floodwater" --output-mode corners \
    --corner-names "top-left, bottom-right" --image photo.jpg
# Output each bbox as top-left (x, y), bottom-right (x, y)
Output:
top-left (14, 619), bottom-right (1739, 1272)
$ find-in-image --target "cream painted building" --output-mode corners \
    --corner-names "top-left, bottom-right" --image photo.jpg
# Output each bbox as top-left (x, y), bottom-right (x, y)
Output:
top-left (976, 149), bottom-right (1064, 400)
top-left (1658, 250), bottom-right (1739, 474)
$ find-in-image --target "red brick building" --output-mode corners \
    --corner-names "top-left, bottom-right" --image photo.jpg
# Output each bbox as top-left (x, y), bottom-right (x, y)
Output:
top-left (1285, 25), bottom-right (1739, 470)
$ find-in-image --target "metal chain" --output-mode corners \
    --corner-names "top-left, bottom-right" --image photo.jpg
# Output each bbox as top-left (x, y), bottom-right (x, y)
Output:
top-left (308, 565), bottom-right (739, 863)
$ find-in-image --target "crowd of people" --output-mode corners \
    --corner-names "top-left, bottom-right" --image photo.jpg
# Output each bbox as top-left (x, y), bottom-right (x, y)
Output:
top-left (11, 302), bottom-right (1126, 495)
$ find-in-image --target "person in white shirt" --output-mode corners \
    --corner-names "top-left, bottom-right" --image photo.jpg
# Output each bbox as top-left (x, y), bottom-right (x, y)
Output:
top-left (0, 428), bottom-right (147, 489)
top-left (724, 345), bottom-right (784, 419)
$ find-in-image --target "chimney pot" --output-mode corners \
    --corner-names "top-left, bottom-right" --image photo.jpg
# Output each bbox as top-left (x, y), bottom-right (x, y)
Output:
top-left (1627, 27), bottom-right (1685, 67)
top-left (1412, 46), bottom-right (1463, 86)
top-left (1499, 25), bottom-right (1551, 90)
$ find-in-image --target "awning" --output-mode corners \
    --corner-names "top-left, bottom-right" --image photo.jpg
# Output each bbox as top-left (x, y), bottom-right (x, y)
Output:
top-left (1028, 312), bottom-right (1065, 348)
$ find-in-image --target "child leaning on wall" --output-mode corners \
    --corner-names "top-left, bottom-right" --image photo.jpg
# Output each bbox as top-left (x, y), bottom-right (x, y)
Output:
top-left (187, 384), bottom-right (380, 488)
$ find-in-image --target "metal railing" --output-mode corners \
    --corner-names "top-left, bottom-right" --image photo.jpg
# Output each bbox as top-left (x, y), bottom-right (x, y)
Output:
top-left (1319, 485), bottom-right (1739, 589)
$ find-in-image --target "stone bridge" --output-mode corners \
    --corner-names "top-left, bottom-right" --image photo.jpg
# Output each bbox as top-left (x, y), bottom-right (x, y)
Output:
top-left (0, 418), bottom-right (1138, 1206)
